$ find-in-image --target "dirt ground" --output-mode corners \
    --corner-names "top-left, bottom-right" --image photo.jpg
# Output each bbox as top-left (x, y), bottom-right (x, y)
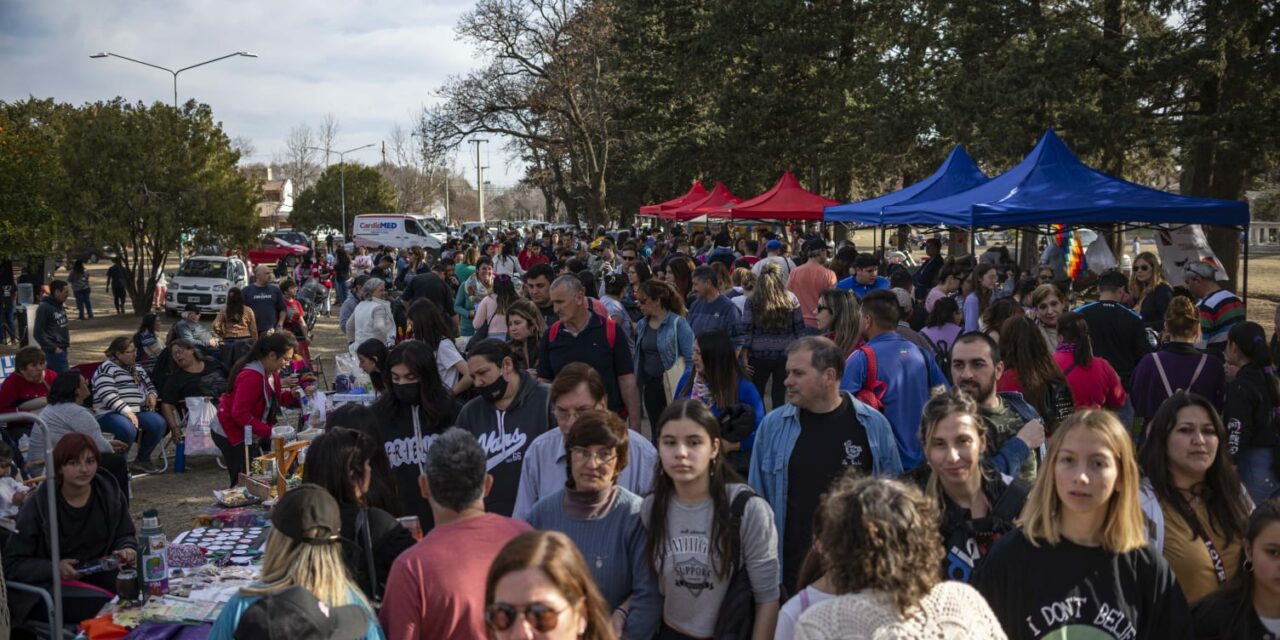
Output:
top-left (1, 243), bottom-right (1272, 536)
top-left (0, 258), bottom-right (352, 534)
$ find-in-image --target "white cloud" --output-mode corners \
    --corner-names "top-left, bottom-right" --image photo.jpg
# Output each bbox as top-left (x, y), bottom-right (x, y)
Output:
top-left (0, 0), bottom-right (525, 184)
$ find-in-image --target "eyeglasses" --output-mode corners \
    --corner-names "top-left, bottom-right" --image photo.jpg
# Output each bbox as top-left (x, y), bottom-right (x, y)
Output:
top-left (485, 602), bottom-right (570, 632)
top-left (1135, 264), bottom-right (1151, 272)
top-left (553, 406), bottom-right (596, 422)
top-left (570, 447), bottom-right (617, 465)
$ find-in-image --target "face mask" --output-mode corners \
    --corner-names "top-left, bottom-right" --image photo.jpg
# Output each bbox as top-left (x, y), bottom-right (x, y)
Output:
top-left (392, 383), bottom-right (420, 405)
top-left (476, 370), bottom-right (510, 403)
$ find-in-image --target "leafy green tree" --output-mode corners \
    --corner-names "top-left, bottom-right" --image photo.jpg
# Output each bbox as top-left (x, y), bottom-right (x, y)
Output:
top-left (59, 98), bottom-right (258, 313)
top-left (289, 163), bottom-right (397, 236)
top-left (0, 98), bottom-right (70, 258)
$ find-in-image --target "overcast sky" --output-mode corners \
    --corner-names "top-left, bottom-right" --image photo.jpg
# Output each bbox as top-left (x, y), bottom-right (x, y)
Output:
top-left (0, 0), bottom-right (523, 185)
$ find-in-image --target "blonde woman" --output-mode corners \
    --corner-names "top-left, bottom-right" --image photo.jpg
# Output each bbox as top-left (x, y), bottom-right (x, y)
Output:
top-left (975, 411), bottom-right (1191, 639)
top-left (1129, 251), bottom-right (1173, 333)
top-left (209, 484), bottom-right (383, 639)
top-left (742, 263), bottom-right (806, 409)
top-left (729, 267), bottom-right (757, 315)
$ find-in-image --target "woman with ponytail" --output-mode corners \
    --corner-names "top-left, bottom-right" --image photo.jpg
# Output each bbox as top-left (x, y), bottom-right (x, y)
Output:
top-left (1053, 311), bottom-right (1126, 412)
top-left (1130, 296), bottom-right (1226, 424)
top-left (1224, 321), bottom-right (1280, 504)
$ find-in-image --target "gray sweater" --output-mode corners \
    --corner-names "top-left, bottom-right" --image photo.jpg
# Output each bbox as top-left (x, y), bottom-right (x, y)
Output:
top-left (526, 487), bottom-right (661, 639)
top-left (642, 483), bottom-right (780, 638)
top-left (29, 402), bottom-right (114, 466)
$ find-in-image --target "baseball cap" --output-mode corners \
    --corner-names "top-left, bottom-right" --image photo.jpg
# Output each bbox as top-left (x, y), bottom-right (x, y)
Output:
top-left (803, 238), bottom-right (828, 256)
top-left (1184, 260), bottom-right (1218, 281)
top-left (182, 303), bottom-right (201, 314)
top-left (233, 585), bottom-right (366, 640)
top-left (766, 239), bottom-right (783, 252)
top-left (271, 484), bottom-right (342, 545)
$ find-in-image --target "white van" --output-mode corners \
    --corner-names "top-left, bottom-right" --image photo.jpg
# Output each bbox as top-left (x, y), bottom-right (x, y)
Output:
top-left (165, 256), bottom-right (249, 315)
top-left (352, 214), bottom-right (447, 252)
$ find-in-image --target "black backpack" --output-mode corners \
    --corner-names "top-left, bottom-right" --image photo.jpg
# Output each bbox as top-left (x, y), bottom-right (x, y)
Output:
top-left (713, 489), bottom-right (759, 639)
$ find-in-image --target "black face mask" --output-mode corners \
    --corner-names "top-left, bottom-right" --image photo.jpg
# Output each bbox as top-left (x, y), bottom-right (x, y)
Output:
top-left (476, 371), bottom-right (510, 403)
top-left (392, 383), bottom-right (420, 406)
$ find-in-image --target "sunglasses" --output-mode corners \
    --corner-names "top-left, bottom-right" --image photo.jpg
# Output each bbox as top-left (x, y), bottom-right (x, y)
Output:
top-left (816, 305), bottom-right (830, 313)
top-left (485, 602), bottom-right (570, 632)
top-left (1135, 264), bottom-right (1151, 272)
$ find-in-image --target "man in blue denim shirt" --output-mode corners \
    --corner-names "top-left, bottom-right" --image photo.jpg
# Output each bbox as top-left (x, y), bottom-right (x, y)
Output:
top-left (748, 336), bottom-right (903, 589)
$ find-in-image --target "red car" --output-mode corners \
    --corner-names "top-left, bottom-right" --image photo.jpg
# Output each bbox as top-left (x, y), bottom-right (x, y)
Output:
top-left (247, 237), bottom-right (308, 269)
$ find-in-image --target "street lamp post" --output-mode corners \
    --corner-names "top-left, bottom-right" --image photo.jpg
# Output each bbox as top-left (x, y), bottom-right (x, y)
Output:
top-left (91, 50), bottom-right (258, 262)
top-left (308, 144), bottom-right (376, 238)
top-left (90, 51), bottom-right (258, 111)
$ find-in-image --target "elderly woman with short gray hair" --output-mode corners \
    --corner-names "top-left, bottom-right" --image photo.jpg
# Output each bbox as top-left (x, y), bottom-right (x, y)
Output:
top-left (347, 278), bottom-right (395, 357)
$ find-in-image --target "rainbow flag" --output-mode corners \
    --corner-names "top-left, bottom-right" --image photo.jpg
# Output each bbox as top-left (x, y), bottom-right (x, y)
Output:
top-left (1053, 224), bottom-right (1087, 279)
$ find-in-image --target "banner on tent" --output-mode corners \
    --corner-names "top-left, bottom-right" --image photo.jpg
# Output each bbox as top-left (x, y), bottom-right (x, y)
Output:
top-left (1154, 225), bottom-right (1228, 286)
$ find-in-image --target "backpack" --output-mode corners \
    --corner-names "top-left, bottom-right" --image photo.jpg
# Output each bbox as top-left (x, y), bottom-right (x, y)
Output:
top-left (932, 338), bottom-right (953, 384)
top-left (853, 345), bottom-right (887, 411)
top-left (548, 313), bottom-right (617, 348)
top-left (713, 489), bottom-right (760, 640)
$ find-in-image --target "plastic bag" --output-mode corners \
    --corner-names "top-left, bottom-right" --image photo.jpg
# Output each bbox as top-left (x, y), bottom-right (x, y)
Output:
top-left (184, 397), bottom-right (221, 456)
top-left (334, 353), bottom-right (370, 389)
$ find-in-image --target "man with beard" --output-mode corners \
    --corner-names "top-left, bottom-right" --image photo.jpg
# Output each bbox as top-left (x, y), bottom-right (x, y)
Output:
top-left (949, 332), bottom-right (1047, 483)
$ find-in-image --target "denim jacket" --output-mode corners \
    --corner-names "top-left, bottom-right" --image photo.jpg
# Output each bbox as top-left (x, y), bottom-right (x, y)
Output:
top-left (747, 391), bottom-right (903, 575)
top-left (632, 311), bottom-right (694, 376)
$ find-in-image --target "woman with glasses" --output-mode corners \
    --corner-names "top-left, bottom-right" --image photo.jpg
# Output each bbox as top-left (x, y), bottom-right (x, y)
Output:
top-left (525, 411), bottom-right (661, 638)
top-left (92, 336), bottom-right (168, 474)
top-left (485, 530), bottom-right (616, 640)
top-left (1129, 251), bottom-right (1173, 333)
top-left (815, 289), bottom-right (862, 359)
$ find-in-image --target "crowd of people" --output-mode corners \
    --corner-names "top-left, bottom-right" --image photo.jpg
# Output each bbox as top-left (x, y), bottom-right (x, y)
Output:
top-left (0, 222), bottom-right (1274, 639)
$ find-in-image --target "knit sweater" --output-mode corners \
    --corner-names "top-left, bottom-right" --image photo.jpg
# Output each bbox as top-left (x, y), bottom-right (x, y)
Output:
top-left (28, 401), bottom-right (114, 466)
top-left (92, 359), bottom-right (156, 415)
top-left (793, 581), bottom-right (1007, 640)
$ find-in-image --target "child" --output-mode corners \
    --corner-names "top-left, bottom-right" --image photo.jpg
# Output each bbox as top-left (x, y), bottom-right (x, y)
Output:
top-left (0, 440), bottom-right (30, 534)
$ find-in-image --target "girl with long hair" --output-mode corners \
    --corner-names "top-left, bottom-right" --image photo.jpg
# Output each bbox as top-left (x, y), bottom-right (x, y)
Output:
top-left (210, 484), bottom-right (383, 638)
top-left (814, 289), bottom-right (861, 359)
top-left (1137, 392), bottom-right (1251, 603)
top-left (355, 338), bottom-right (388, 394)
top-left (980, 298), bottom-right (1024, 344)
top-left (1130, 251), bottom-right (1173, 333)
top-left (920, 296), bottom-right (963, 358)
top-left (475, 274), bottom-right (519, 342)
top-left (997, 316), bottom-right (1075, 433)
top-left (408, 299), bottom-right (472, 397)
top-left (1130, 297), bottom-right (1225, 424)
top-left (505, 299), bottom-right (546, 375)
top-left (133, 312), bottom-right (163, 368)
top-left (213, 287), bottom-right (258, 345)
top-left (742, 264), bottom-right (806, 409)
top-left (372, 340), bottom-right (458, 532)
top-left (1029, 284), bottom-right (1066, 352)
top-left (642, 399), bottom-right (780, 639)
top-left (962, 263), bottom-right (997, 333)
top-left (1223, 321), bottom-right (1280, 504)
top-left (918, 389), bottom-right (1030, 584)
top-left (665, 256), bottom-right (696, 305)
top-left (673, 329), bottom-right (765, 476)
top-left (303, 428), bottom-right (416, 602)
top-left (793, 476), bottom-right (1004, 639)
top-left (1191, 498), bottom-right (1280, 638)
top-left (214, 333), bottom-right (300, 487)
top-left (485, 530), bottom-right (616, 640)
top-left (976, 411), bottom-right (1191, 639)
top-left (1054, 311), bottom-right (1126, 411)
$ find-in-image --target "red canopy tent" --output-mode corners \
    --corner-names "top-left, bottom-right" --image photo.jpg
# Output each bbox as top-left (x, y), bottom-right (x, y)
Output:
top-left (639, 181), bottom-right (708, 217)
top-left (726, 171), bottom-right (838, 221)
top-left (667, 181), bottom-right (741, 222)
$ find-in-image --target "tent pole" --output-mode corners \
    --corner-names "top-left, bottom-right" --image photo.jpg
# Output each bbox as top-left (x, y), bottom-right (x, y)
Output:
top-left (969, 225), bottom-right (976, 258)
top-left (1243, 224), bottom-right (1250, 311)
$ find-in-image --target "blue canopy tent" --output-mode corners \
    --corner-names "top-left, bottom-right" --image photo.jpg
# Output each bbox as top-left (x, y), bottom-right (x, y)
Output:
top-left (824, 145), bottom-right (988, 225)
top-left (882, 129), bottom-right (1249, 228)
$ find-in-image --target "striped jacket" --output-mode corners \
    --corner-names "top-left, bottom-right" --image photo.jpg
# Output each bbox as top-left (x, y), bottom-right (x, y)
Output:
top-left (92, 359), bottom-right (156, 415)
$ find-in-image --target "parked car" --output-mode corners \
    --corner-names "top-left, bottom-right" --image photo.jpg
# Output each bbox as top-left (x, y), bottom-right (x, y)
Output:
top-left (247, 236), bottom-right (309, 270)
top-left (164, 255), bottom-right (250, 315)
top-left (352, 214), bottom-right (446, 252)
top-left (271, 230), bottom-right (312, 250)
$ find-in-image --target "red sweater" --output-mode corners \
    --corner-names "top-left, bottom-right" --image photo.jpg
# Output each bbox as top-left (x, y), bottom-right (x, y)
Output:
top-left (1053, 352), bottom-right (1126, 410)
top-left (0, 369), bottom-right (57, 413)
top-left (216, 365), bottom-right (297, 445)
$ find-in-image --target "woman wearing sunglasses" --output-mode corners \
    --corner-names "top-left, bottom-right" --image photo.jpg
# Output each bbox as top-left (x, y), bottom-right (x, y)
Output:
top-left (1129, 251), bottom-right (1173, 334)
top-left (485, 530), bottom-right (616, 639)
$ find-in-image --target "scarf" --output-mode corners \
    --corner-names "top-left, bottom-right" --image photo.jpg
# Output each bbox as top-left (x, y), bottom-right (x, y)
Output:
top-left (563, 484), bottom-right (619, 520)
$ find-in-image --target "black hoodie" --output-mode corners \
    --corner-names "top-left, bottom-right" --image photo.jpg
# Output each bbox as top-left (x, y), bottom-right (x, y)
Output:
top-left (33, 294), bottom-right (69, 351)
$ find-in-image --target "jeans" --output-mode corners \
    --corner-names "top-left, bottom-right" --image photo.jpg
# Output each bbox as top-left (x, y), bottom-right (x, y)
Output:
top-left (44, 349), bottom-right (68, 374)
top-left (111, 286), bottom-right (126, 314)
top-left (750, 354), bottom-right (788, 411)
top-left (73, 288), bottom-right (93, 319)
top-left (1238, 447), bottom-right (1279, 505)
top-left (335, 280), bottom-right (349, 309)
top-left (97, 410), bottom-right (167, 463)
